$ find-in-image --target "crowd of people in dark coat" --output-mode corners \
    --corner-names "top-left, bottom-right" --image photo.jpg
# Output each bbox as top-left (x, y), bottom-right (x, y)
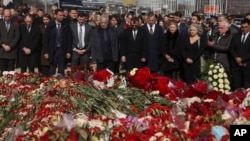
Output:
top-left (0, 3), bottom-right (250, 91)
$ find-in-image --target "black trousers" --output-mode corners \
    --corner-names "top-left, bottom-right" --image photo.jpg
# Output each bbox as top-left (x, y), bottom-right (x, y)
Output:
top-left (0, 59), bottom-right (15, 75)
top-left (96, 59), bottom-right (114, 72)
top-left (50, 48), bottom-right (65, 76)
top-left (231, 67), bottom-right (250, 90)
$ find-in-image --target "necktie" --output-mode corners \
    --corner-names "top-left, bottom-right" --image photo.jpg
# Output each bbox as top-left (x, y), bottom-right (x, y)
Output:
top-left (104, 29), bottom-right (107, 42)
top-left (27, 26), bottom-right (31, 32)
top-left (242, 33), bottom-right (246, 44)
top-left (6, 22), bottom-right (9, 32)
top-left (149, 25), bottom-right (153, 35)
top-left (79, 25), bottom-right (83, 48)
top-left (56, 23), bottom-right (61, 47)
top-left (133, 30), bottom-right (137, 40)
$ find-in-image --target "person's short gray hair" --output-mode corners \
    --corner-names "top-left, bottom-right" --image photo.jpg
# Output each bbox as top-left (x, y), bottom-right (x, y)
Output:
top-left (218, 20), bottom-right (230, 29)
top-left (100, 15), bottom-right (109, 21)
top-left (188, 24), bottom-right (203, 36)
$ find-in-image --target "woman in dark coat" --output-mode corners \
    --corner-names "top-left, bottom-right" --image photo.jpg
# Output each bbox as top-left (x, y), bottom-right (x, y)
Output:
top-left (162, 22), bottom-right (182, 79)
top-left (39, 14), bottom-right (51, 76)
top-left (181, 24), bottom-right (206, 84)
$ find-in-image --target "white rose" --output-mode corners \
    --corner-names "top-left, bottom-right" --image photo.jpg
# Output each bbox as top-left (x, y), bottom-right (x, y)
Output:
top-left (208, 71), bottom-right (213, 75)
top-left (218, 73), bottom-right (223, 78)
top-left (213, 69), bottom-right (218, 73)
top-left (213, 75), bottom-right (218, 79)
top-left (223, 73), bottom-right (228, 78)
top-left (219, 68), bottom-right (224, 73)
top-left (212, 81), bottom-right (218, 86)
top-left (219, 84), bottom-right (224, 89)
top-left (214, 87), bottom-right (219, 91)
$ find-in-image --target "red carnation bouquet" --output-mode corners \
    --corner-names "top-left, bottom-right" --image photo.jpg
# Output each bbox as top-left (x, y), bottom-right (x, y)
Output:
top-left (127, 67), bottom-right (153, 91)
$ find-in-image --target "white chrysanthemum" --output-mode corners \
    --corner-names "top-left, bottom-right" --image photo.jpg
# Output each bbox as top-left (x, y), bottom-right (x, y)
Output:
top-left (214, 87), bottom-right (219, 91)
top-left (224, 90), bottom-right (231, 95)
top-left (212, 81), bottom-right (218, 86)
top-left (208, 77), bottom-right (213, 82)
top-left (210, 64), bottom-right (214, 68)
top-left (219, 68), bottom-right (224, 73)
top-left (225, 84), bottom-right (230, 90)
top-left (213, 69), bottom-right (218, 73)
top-left (218, 79), bottom-right (224, 83)
top-left (208, 71), bottom-right (213, 75)
top-left (219, 89), bottom-right (225, 93)
top-left (218, 73), bottom-right (223, 78)
top-left (219, 84), bottom-right (224, 89)
top-left (224, 79), bottom-right (230, 84)
top-left (213, 75), bottom-right (218, 79)
top-left (215, 65), bottom-right (220, 69)
top-left (223, 73), bottom-right (228, 78)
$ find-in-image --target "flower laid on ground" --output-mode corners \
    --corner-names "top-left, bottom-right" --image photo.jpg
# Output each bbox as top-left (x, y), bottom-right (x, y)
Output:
top-left (1, 67), bottom-right (250, 141)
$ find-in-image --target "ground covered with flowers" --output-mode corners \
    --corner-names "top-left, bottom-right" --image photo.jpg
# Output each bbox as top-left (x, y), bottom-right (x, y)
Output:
top-left (1, 68), bottom-right (250, 141)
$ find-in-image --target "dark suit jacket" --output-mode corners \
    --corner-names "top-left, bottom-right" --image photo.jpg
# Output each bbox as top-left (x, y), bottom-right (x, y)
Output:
top-left (142, 24), bottom-right (164, 72)
top-left (91, 26), bottom-right (119, 62)
top-left (212, 30), bottom-right (233, 71)
top-left (229, 33), bottom-right (250, 69)
top-left (0, 21), bottom-right (20, 59)
top-left (70, 22), bottom-right (92, 52)
top-left (44, 20), bottom-right (72, 63)
top-left (121, 27), bottom-right (148, 71)
top-left (17, 24), bottom-right (41, 67)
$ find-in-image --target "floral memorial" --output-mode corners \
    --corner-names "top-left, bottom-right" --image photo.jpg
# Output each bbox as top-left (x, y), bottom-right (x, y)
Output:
top-left (0, 67), bottom-right (250, 141)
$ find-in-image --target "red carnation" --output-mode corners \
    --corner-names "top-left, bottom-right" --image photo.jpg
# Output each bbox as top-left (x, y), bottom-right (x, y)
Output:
top-left (92, 68), bottom-right (113, 82)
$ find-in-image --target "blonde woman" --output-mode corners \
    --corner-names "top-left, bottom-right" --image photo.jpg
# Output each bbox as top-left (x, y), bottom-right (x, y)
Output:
top-left (181, 24), bottom-right (206, 84)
